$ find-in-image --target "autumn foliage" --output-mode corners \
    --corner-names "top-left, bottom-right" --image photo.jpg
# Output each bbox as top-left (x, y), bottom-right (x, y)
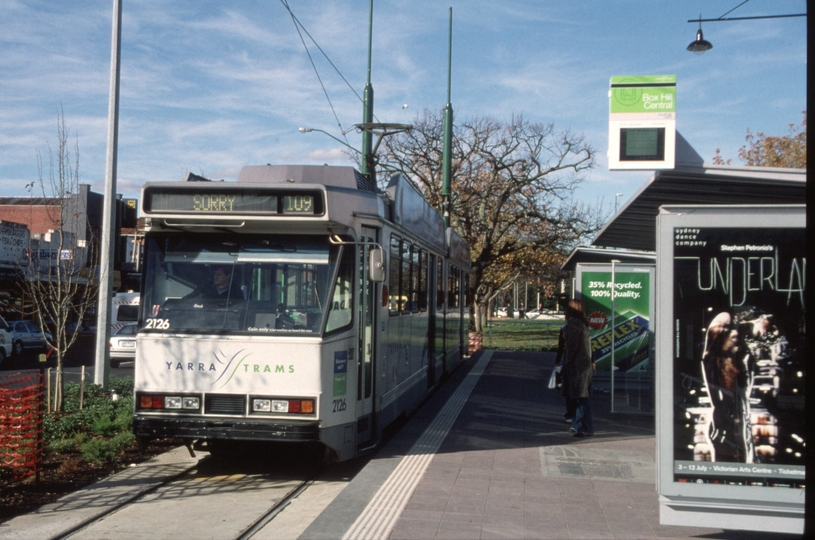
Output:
top-left (713, 112), bottom-right (806, 168)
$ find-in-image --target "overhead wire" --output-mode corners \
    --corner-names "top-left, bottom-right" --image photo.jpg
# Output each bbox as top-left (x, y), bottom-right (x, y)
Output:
top-left (280, 0), bottom-right (381, 152)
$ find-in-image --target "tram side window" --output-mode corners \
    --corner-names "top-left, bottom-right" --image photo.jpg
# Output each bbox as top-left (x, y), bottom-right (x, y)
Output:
top-left (436, 259), bottom-right (445, 310)
top-left (401, 240), bottom-right (411, 314)
top-left (325, 245), bottom-right (354, 334)
top-left (418, 249), bottom-right (428, 311)
top-left (448, 266), bottom-right (460, 309)
top-left (389, 235), bottom-right (402, 314)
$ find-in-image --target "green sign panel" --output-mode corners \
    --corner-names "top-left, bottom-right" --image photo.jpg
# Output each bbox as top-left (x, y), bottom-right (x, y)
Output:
top-left (610, 75), bottom-right (676, 114)
top-left (581, 271), bottom-right (651, 371)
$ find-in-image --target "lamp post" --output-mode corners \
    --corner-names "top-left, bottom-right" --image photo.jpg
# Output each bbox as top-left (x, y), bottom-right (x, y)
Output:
top-left (615, 192), bottom-right (623, 213)
top-left (94, 0), bottom-right (122, 388)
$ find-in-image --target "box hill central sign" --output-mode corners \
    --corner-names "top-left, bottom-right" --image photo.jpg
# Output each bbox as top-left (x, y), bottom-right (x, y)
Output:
top-left (608, 75), bottom-right (676, 171)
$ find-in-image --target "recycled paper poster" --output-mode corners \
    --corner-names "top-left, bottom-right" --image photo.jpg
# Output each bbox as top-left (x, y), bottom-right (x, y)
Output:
top-left (581, 271), bottom-right (650, 372)
top-left (671, 227), bottom-right (805, 487)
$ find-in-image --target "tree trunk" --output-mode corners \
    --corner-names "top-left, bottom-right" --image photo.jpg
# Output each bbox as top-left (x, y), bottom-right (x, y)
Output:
top-left (54, 352), bottom-right (65, 413)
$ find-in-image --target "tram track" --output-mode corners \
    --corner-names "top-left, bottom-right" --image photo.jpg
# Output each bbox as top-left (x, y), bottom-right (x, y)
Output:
top-left (235, 477), bottom-right (314, 540)
top-left (53, 446), bottom-right (327, 540)
top-left (49, 455), bottom-right (204, 540)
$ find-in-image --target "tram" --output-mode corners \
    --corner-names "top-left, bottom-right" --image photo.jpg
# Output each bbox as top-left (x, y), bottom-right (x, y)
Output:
top-left (132, 165), bottom-right (470, 460)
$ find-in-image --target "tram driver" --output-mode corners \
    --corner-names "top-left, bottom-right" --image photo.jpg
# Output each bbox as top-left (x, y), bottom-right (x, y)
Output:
top-left (183, 265), bottom-right (244, 302)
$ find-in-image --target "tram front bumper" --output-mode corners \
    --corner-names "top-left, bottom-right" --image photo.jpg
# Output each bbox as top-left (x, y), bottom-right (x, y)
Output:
top-left (133, 414), bottom-right (320, 442)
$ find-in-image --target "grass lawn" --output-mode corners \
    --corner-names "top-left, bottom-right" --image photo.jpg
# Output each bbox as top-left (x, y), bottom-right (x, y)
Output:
top-left (481, 318), bottom-right (564, 352)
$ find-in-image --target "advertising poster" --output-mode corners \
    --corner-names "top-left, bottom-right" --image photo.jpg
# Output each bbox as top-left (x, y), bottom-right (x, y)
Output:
top-left (672, 227), bottom-right (805, 488)
top-left (581, 270), bottom-right (651, 373)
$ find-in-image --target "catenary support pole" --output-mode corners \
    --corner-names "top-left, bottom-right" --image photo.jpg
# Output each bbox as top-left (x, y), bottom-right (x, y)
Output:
top-left (441, 7), bottom-right (453, 228)
top-left (361, 0), bottom-right (374, 179)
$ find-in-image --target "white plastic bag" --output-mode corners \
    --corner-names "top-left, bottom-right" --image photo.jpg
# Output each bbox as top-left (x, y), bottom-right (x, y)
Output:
top-left (547, 369), bottom-right (558, 389)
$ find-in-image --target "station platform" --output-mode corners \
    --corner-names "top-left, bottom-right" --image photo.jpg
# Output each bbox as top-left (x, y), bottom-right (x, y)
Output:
top-left (299, 350), bottom-right (798, 540)
top-left (2, 350), bottom-right (803, 539)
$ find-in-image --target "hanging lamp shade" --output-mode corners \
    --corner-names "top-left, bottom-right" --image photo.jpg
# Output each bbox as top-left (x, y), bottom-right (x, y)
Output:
top-left (687, 25), bottom-right (713, 54)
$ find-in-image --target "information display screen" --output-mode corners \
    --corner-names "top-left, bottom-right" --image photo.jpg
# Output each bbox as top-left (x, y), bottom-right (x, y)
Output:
top-left (619, 127), bottom-right (665, 161)
top-left (144, 188), bottom-right (322, 215)
top-left (282, 195), bottom-right (315, 214)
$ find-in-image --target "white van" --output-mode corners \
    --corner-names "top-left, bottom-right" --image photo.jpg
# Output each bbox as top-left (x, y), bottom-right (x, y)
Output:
top-left (111, 291), bottom-right (140, 330)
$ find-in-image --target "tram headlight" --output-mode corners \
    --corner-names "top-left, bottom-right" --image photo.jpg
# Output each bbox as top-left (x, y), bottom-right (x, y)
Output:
top-left (165, 396), bottom-right (182, 409)
top-left (253, 399), bottom-right (272, 412)
top-left (271, 400), bottom-right (289, 413)
top-left (251, 397), bottom-right (315, 415)
top-left (182, 397), bottom-right (200, 410)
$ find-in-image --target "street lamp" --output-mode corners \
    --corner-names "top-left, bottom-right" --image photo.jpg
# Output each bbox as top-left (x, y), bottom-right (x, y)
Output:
top-left (615, 192), bottom-right (624, 212)
top-left (298, 127), bottom-right (361, 155)
top-left (687, 18), bottom-right (712, 55)
top-left (686, 6), bottom-right (806, 54)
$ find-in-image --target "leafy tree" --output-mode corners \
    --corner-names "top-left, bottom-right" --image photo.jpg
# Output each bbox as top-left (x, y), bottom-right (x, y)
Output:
top-left (378, 111), bottom-right (605, 331)
top-left (19, 110), bottom-right (99, 412)
top-left (713, 112), bottom-right (806, 168)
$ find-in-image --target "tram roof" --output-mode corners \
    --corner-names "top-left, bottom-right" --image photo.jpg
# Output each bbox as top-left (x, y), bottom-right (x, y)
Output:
top-left (591, 165), bottom-right (806, 252)
top-left (237, 165), bottom-right (376, 192)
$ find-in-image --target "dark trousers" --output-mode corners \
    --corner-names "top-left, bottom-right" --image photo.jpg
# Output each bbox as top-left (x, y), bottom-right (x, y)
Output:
top-left (571, 397), bottom-right (594, 435)
top-left (565, 397), bottom-right (576, 419)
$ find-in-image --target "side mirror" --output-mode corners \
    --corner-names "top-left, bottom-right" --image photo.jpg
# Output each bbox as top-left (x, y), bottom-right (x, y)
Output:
top-left (369, 248), bottom-right (386, 282)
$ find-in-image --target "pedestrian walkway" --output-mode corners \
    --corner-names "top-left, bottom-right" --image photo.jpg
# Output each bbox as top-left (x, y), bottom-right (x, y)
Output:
top-left (1, 350), bottom-right (802, 539)
top-left (302, 350), bottom-right (800, 540)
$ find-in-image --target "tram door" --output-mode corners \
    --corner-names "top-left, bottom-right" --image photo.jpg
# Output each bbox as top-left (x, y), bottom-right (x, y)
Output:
top-left (356, 226), bottom-right (377, 445)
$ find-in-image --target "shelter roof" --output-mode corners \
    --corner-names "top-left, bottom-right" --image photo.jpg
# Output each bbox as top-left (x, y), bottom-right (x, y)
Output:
top-left (561, 247), bottom-right (655, 272)
top-left (591, 165), bottom-right (806, 252)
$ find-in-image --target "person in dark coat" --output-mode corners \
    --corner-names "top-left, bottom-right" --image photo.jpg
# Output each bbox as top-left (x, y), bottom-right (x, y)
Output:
top-left (553, 324), bottom-right (576, 423)
top-left (561, 299), bottom-right (594, 436)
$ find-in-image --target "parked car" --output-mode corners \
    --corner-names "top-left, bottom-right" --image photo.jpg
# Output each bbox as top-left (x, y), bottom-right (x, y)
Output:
top-left (0, 315), bottom-right (12, 365)
top-left (8, 320), bottom-right (53, 356)
top-left (110, 323), bottom-right (138, 367)
top-left (495, 307), bottom-right (509, 318)
top-left (525, 308), bottom-right (552, 319)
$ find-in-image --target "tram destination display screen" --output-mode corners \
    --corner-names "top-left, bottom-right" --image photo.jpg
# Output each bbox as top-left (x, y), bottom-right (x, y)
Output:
top-left (144, 188), bottom-right (323, 215)
top-left (282, 194), bottom-right (315, 214)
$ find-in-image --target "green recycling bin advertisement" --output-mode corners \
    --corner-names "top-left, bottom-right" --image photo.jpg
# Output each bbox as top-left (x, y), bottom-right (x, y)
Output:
top-left (579, 266), bottom-right (652, 372)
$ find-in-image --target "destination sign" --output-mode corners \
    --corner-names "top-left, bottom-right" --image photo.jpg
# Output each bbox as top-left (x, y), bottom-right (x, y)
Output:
top-left (283, 195), bottom-right (315, 214)
top-left (144, 188), bottom-right (323, 215)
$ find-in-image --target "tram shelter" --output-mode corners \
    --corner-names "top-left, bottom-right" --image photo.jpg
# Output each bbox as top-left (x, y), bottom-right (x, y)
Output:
top-left (564, 162), bottom-right (805, 534)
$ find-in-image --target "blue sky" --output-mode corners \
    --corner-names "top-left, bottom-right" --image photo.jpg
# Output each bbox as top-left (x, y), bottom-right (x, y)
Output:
top-left (0, 0), bottom-right (807, 211)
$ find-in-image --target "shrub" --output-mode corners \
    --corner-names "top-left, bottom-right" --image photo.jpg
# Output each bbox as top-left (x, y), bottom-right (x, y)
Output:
top-left (79, 432), bottom-right (136, 464)
top-left (43, 377), bottom-right (135, 449)
top-left (79, 438), bottom-right (117, 464)
top-left (91, 416), bottom-right (119, 437)
top-left (40, 377), bottom-right (137, 465)
top-left (110, 431), bottom-right (136, 453)
top-left (46, 438), bottom-right (77, 455)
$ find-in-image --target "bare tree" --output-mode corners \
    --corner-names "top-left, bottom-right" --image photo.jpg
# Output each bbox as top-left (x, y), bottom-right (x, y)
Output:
top-left (379, 111), bottom-right (606, 331)
top-left (19, 109), bottom-right (99, 412)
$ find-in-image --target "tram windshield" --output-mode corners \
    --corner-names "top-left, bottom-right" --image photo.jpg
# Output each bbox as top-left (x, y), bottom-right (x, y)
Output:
top-left (141, 234), bottom-right (354, 335)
